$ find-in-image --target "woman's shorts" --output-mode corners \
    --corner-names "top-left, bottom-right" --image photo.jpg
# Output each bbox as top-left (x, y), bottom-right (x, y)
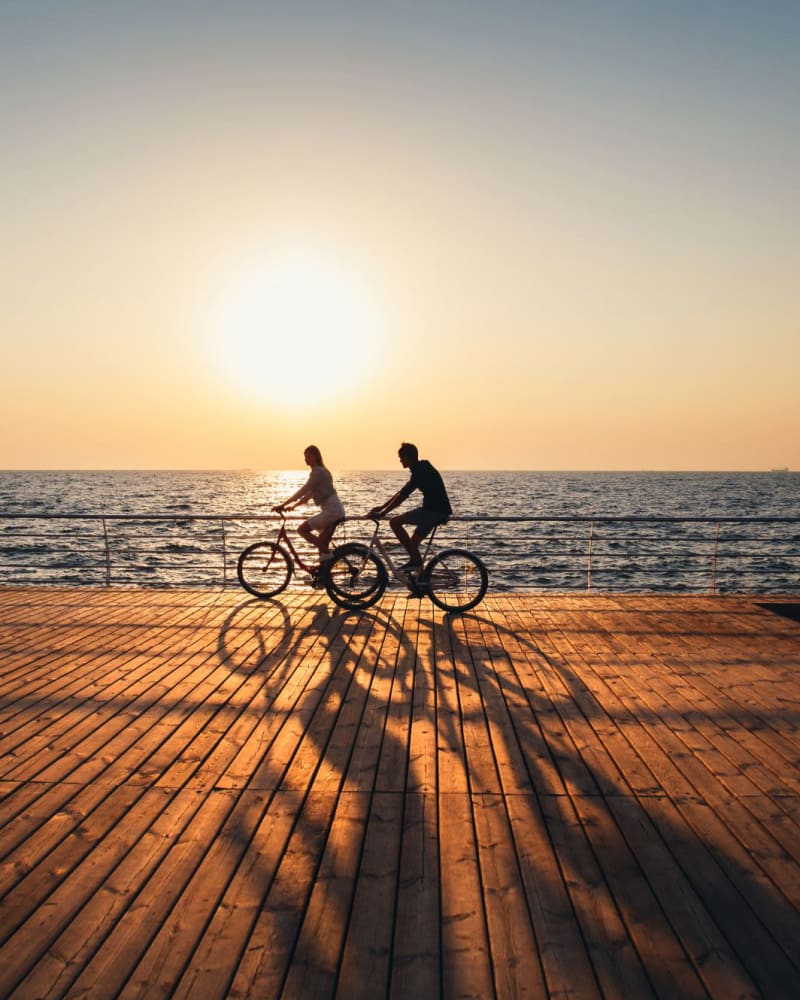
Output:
top-left (305, 495), bottom-right (346, 531)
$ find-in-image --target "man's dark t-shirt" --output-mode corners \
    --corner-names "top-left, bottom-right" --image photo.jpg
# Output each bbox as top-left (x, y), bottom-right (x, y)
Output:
top-left (397, 460), bottom-right (452, 516)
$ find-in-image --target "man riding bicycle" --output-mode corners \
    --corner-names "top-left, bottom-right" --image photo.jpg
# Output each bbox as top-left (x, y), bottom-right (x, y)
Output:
top-left (368, 442), bottom-right (452, 571)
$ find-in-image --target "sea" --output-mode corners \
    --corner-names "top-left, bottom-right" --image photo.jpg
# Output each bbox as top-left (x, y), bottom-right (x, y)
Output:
top-left (0, 470), bottom-right (798, 594)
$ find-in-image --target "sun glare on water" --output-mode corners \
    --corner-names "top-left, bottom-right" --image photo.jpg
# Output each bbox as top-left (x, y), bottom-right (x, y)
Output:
top-left (211, 251), bottom-right (384, 409)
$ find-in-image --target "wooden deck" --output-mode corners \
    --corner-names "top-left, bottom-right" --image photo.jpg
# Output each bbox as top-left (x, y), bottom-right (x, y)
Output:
top-left (1, 588), bottom-right (799, 999)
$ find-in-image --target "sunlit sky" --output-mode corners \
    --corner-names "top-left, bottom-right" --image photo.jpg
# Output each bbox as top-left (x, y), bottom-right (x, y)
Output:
top-left (2, 1), bottom-right (798, 471)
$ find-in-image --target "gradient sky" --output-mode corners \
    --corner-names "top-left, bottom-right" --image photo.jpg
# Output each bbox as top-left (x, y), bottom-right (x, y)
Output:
top-left (2, 1), bottom-right (798, 471)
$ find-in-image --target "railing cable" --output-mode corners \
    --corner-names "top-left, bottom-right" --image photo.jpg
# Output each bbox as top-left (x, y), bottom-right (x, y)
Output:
top-left (1, 512), bottom-right (797, 594)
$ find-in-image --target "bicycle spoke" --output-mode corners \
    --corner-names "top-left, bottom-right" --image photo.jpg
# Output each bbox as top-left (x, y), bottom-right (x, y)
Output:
top-left (237, 542), bottom-right (292, 598)
top-left (425, 548), bottom-right (488, 613)
top-left (325, 543), bottom-right (387, 609)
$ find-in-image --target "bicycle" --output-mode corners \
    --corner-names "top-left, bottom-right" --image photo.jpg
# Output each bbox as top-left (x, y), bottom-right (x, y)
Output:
top-left (236, 511), bottom-right (342, 598)
top-left (324, 516), bottom-right (488, 613)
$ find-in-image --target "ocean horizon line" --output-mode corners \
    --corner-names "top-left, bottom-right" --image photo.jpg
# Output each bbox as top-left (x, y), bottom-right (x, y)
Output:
top-left (0, 467), bottom-right (795, 475)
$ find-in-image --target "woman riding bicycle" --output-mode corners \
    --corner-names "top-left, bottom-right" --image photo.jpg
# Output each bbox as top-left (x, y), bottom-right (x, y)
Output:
top-left (273, 445), bottom-right (345, 561)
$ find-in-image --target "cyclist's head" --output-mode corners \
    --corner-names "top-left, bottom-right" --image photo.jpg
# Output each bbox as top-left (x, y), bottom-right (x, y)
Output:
top-left (398, 442), bottom-right (418, 466)
top-left (304, 445), bottom-right (323, 467)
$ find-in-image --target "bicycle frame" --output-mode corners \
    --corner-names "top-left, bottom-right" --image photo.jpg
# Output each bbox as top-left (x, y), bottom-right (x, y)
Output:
top-left (324, 517), bottom-right (489, 613)
top-left (269, 514), bottom-right (319, 575)
top-left (360, 518), bottom-right (439, 588)
top-left (237, 511), bottom-right (347, 600)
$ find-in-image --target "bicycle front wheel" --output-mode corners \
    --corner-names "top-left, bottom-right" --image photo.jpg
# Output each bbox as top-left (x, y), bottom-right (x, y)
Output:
top-left (425, 548), bottom-right (488, 613)
top-left (237, 542), bottom-right (293, 598)
top-left (325, 543), bottom-right (387, 610)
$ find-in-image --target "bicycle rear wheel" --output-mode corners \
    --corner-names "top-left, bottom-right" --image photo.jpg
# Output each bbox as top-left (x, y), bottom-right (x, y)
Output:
top-left (325, 543), bottom-right (387, 610)
top-left (237, 542), bottom-right (293, 598)
top-left (425, 548), bottom-right (488, 613)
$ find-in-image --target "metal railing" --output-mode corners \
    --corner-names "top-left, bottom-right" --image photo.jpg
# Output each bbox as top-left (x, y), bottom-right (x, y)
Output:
top-left (0, 513), bottom-right (798, 594)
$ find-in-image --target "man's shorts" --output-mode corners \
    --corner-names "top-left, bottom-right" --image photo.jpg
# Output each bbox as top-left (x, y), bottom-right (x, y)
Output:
top-left (400, 507), bottom-right (449, 536)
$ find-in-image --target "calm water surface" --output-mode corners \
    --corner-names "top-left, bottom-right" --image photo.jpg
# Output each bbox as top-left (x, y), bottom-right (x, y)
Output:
top-left (1, 470), bottom-right (797, 593)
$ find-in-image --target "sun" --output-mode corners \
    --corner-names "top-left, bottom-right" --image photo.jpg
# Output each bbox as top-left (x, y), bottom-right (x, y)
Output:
top-left (211, 250), bottom-right (384, 409)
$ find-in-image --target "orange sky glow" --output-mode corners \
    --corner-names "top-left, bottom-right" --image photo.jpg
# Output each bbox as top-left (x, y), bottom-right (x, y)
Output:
top-left (2, 3), bottom-right (798, 471)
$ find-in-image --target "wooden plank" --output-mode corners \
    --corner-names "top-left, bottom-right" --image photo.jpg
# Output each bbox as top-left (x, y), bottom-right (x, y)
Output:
top-left (464, 614), bottom-right (531, 796)
top-left (575, 607), bottom-right (800, 872)
top-left (434, 611), bottom-right (470, 797)
top-left (641, 607), bottom-right (800, 786)
top-left (336, 788), bottom-right (404, 998)
top-left (342, 597), bottom-right (402, 794)
top-left (315, 609), bottom-right (395, 793)
top-left (543, 611), bottom-right (704, 801)
top-left (405, 604), bottom-right (437, 795)
top-left (466, 609), bottom-right (604, 995)
top-left (373, 602), bottom-right (416, 794)
top-left (437, 788), bottom-right (494, 999)
top-left (280, 790), bottom-right (371, 997)
top-left (585, 605), bottom-right (792, 798)
top-left (472, 791), bottom-right (547, 997)
top-left (80, 598), bottom-right (289, 793)
top-left (334, 790), bottom-right (405, 998)
top-left (502, 790), bottom-right (603, 999)
top-left (0, 780), bottom-right (136, 898)
top-left (390, 790), bottom-right (440, 998)
top-left (599, 612), bottom-right (800, 870)
top-left (448, 616), bottom-right (501, 794)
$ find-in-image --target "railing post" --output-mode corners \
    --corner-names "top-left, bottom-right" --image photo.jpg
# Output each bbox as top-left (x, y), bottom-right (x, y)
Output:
top-left (221, 519), bottom-right (228, 589)
top-left (101, 517), bottom-right (111, 587)
top-left (587, 520), bottom-right (594, 590)
top-left (711, 521), bottom-right (721, 595)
